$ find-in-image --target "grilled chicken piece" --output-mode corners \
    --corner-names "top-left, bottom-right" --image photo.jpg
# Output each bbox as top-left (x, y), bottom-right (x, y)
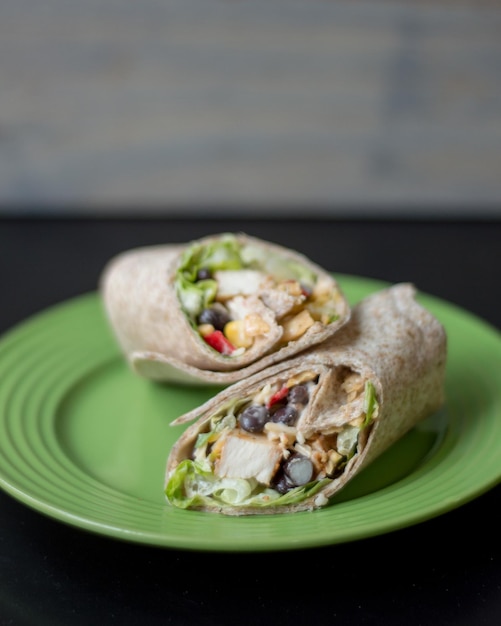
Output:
top-left (214, 431), bottom-right (282, 485)
top-left (214, 270), bottom-right (266, 300)
top-left (258, 279), bottom-right (306, 319)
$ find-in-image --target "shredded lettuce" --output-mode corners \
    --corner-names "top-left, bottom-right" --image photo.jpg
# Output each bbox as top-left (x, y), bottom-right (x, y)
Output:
top-left (241, 244), bottom-right (316, 288)
top-left (178, 234), bottom-right (243, 278)
top-left (209, 396), bottom-right (250, 430)
top-left (175, 276), bottom-right (218, 319)
top-left (174, 234), bottom-right (319, 322)
top-left (175, 234), bottom-right (244, 320)
top-left (166, 379), bottom-right (380, 512)
top-left (337, 381), bottom-right (378, 457)
top-left (363, 380), bottom-right (379, 425)
top-left (192, 396), bottom-right (250, 465)
top-left (165, 459), bottom-right (332, 510)
top-left (337, 425), bottom-right (360, 457)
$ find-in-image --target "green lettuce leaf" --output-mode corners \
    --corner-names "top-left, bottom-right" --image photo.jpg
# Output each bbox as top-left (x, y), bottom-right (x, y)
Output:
top-left (175, 234), bottom-right (320, 322)
top-left (175, 234), bottom-right (244, 320)
top-left (363, 380), bottom-right (379, 425)
top-left (165, 459), bottom-right (332, 510)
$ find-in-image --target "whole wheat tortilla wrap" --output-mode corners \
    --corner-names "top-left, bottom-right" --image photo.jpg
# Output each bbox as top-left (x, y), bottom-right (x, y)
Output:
top-left (164, 283), bottom-right (447, 515)
top-left (100, 232), bottom-right (350, 385)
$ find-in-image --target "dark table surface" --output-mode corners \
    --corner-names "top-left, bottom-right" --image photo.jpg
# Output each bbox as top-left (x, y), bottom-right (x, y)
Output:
top-left (1, 216), bottom-right (500, 626)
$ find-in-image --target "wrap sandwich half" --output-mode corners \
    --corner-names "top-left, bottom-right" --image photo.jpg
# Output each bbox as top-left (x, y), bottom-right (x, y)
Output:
top-left (100, 232), bottom-right (350, 385)
top-left (164, 283), bottom-right (447, 515)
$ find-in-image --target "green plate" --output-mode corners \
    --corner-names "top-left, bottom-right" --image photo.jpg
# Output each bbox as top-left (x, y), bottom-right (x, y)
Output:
top-left (1, 275), bottom-right (500, 552)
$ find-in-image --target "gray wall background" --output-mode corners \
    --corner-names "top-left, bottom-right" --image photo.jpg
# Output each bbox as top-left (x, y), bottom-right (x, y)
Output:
top-left (1, 0), bottom-right (500, 218)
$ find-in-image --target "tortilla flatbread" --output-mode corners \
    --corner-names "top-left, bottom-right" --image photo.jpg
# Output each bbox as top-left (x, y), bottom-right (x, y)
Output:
top-left (100, 232), bottom-right (350, 385)
top-left (164, 283), bottom-right (447, 515)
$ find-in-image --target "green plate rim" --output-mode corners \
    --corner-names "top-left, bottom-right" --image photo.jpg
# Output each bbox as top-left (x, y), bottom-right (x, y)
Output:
top-left (1, 274), bottom-right (501, 552)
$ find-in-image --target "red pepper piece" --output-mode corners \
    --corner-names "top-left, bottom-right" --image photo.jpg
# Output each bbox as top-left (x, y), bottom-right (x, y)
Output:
top-left (267, 385), bottom-right (289, 408)
top-left (203, 330), bottom-right (235, 355)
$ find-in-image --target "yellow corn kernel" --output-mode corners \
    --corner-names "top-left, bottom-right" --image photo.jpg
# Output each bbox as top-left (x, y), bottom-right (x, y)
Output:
top-left (281, 310), bottom-right (315, 343)
top-left (223, 320), bottom-right (254, 349)
top-left (244, 313), bottom-right (270, 337)
top-left (198, 323), bottom-right (215, 337)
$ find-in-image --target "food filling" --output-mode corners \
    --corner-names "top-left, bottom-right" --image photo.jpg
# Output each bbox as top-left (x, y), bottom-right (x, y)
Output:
top-left (174, 234), bottom-right (344, 356)
top-left (165, 369), bottom-right (379, 510)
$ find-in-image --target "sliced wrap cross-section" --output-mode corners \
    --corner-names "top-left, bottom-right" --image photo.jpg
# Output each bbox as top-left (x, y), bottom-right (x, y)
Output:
top-left (164, 283), bottom-right (447, 515)
top-left (100, 233), bottom-right (350, 385)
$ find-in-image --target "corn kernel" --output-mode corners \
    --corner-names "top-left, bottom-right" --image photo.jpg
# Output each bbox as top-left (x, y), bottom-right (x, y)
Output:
top-left (198, 323), bottom-right (215, 337)
top-left (223, 320), bottom-right (253, 348)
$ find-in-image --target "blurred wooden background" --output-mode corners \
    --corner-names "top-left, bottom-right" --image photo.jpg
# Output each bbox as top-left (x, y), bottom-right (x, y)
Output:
top-left (1, 0), bottom-right (500, 217)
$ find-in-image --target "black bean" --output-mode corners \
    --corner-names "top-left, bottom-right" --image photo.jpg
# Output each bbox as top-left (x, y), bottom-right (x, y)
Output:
top-left (239, 405), bottom-right (270, 433)
top-left (196, 268), bottom-right (212, 281)
top-left (197, 306), bottom-right (230, 331)
top-left (270, 405), bottom-right (298, 426)
top-left (271, 469), bottom-right (295, 494)
top-left (283, 454), bottom-right (314, 486)
top-left (288, 384), bottom-right (309, 405)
